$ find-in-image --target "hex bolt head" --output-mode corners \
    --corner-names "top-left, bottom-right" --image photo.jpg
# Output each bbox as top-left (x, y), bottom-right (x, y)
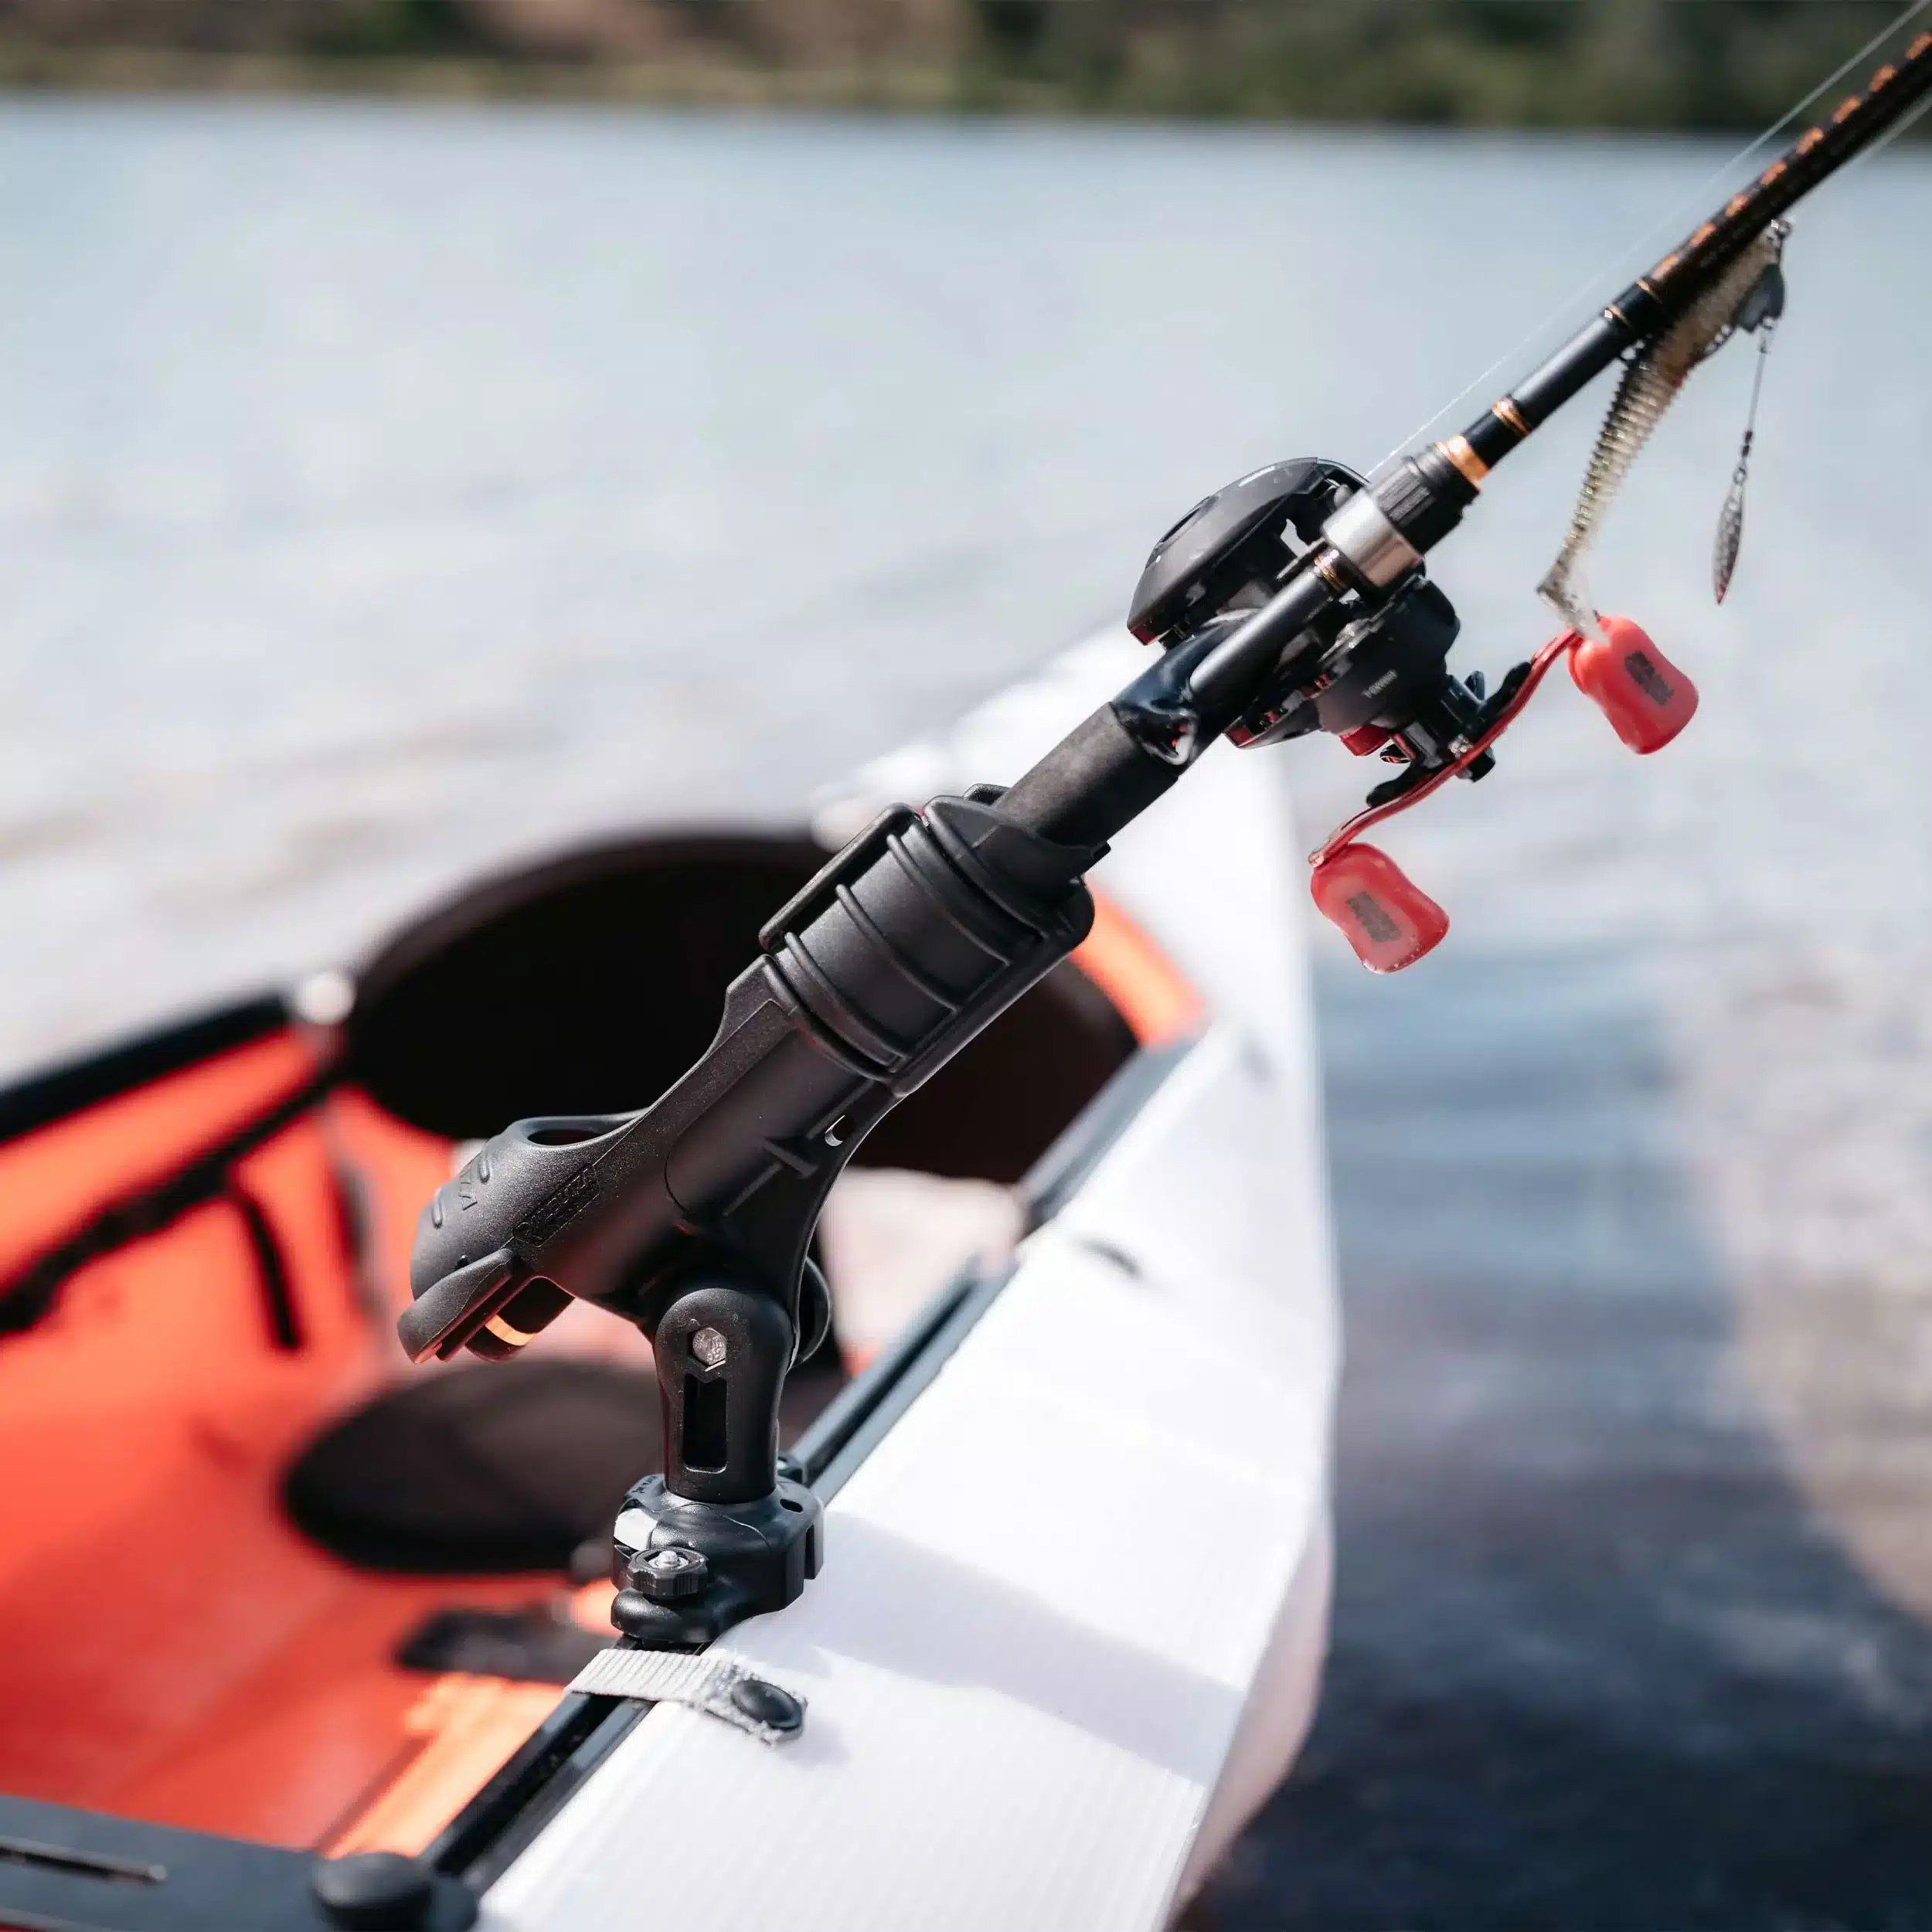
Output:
top-left (631, 1543), bottom-right (712, 1602)
top-left (690, 1325), bottom-right (728, 1369)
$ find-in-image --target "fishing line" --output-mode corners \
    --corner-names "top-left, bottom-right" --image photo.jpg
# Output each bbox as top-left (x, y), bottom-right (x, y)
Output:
top-left (1372, 0), bottom-right (1932, 468)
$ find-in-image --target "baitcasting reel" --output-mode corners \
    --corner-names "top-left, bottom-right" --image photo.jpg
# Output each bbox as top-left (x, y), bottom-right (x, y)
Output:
top-left (1128, 457), bottom-right (1494, 776)
top-left (1127, 457), bottom-right (1701, 971)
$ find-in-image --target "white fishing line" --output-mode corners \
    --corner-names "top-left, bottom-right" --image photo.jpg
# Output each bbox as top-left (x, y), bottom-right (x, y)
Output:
top-left (1373, 0), bottom-right (1932, 467)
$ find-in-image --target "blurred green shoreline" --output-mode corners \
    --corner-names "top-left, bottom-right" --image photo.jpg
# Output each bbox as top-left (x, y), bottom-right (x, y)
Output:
top-left (3, 2), bottom-right (1927, 134)
top-left (12, 48), bottom-right (980, 112)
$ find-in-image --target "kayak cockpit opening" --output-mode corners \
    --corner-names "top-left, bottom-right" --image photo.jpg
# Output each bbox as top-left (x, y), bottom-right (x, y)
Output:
top-left (0, 827), bottom-right (1193, 1859)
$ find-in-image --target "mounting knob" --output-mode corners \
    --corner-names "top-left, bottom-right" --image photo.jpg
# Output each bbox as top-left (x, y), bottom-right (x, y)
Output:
top-left (631, 1544), bottom-right (711, 1601)
top-left (310, 1852), bottom-right (474, 1930)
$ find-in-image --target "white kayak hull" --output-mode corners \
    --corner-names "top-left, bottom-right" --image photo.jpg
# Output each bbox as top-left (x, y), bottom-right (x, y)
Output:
top-left (487, 633), bottom-right (1340, 1929)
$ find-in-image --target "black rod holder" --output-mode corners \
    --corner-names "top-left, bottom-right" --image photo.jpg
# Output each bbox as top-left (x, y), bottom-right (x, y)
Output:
top-left (401, 796), bottom-right (1097, 1645)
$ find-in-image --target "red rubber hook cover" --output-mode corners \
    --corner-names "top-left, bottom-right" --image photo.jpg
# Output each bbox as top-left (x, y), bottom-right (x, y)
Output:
top-left (1570, 615), bottom-right (1699, 754)
top-left (1310, 842), bottom-right (1449, 973)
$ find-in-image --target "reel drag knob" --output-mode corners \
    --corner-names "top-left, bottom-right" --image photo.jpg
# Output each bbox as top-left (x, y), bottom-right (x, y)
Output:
top-left (1310, 842), bottom-right (1449, 973)
top-left (1570, 615), bottom-right (1698, 753)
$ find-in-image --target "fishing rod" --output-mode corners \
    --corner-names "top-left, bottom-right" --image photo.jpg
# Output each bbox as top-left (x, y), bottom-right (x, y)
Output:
top-left (1002, 25), bottom-right (1931, 945)
top-left (400, 26), bottom-right (1932, 1651)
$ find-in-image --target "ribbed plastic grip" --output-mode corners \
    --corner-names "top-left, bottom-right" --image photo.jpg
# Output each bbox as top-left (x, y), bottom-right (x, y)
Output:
top-left (402, 794), bottom-right (1099, 1363)
top-left (1374, 449), bottom-right (1475, 553)
top-left (769, 796), bottom-right (1093, 1086)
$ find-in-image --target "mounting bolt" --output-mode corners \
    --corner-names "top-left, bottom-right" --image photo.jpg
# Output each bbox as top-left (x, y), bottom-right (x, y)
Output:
top-left (631, 1543), bottom-right (711, 1602)
top-left (690, 1326), bottom-right (728, 1369)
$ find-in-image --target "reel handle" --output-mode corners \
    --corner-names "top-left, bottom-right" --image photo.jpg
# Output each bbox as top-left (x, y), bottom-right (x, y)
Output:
top-left (1570, 617), bottom-right (1699, 753)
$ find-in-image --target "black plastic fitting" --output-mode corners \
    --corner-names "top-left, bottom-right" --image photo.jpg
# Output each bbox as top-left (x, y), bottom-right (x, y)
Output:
top-left (1374, 448), bottom-right (1478, 553)
top-left (610, 1471), bottom-right (823, 1648)
top-left (400, 792), bottom-right (1097, 1372)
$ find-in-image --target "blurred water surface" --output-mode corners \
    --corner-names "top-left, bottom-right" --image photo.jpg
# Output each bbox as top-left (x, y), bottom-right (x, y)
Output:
top-left (2, 98), bottom-right (1920, 1063)
top-left (4, 98), bottom-right (1932, 1923)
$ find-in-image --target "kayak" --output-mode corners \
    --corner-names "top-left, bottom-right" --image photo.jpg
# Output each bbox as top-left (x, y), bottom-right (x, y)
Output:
top-left (0, 632), bottom-right (1337, 1930)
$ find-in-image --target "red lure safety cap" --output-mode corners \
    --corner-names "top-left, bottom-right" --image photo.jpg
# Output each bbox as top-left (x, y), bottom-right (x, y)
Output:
top-left (1570, 615), bottom-right (1699, 753)
top-left (1309, 842), bottom-right (1449, 973)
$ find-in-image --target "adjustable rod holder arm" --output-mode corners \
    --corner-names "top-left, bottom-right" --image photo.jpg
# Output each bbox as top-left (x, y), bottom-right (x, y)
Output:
top-left (402, 791), bottom-right (1099, 1372)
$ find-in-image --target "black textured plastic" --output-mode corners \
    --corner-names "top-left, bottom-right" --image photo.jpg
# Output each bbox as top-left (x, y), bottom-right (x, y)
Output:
top-left (1127, 457), bottom-right (1364, 646)
top-left (1375, 451), bottom-right (1474, 552)
top-left (401, 795), bottom-right (1097, 1370)
top-left (609, 1470), bottom-right (823, 1648)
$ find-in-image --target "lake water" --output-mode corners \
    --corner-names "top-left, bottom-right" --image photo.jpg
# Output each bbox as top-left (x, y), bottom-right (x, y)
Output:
top-left (4, 97), bottom-right (1931, 1923)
